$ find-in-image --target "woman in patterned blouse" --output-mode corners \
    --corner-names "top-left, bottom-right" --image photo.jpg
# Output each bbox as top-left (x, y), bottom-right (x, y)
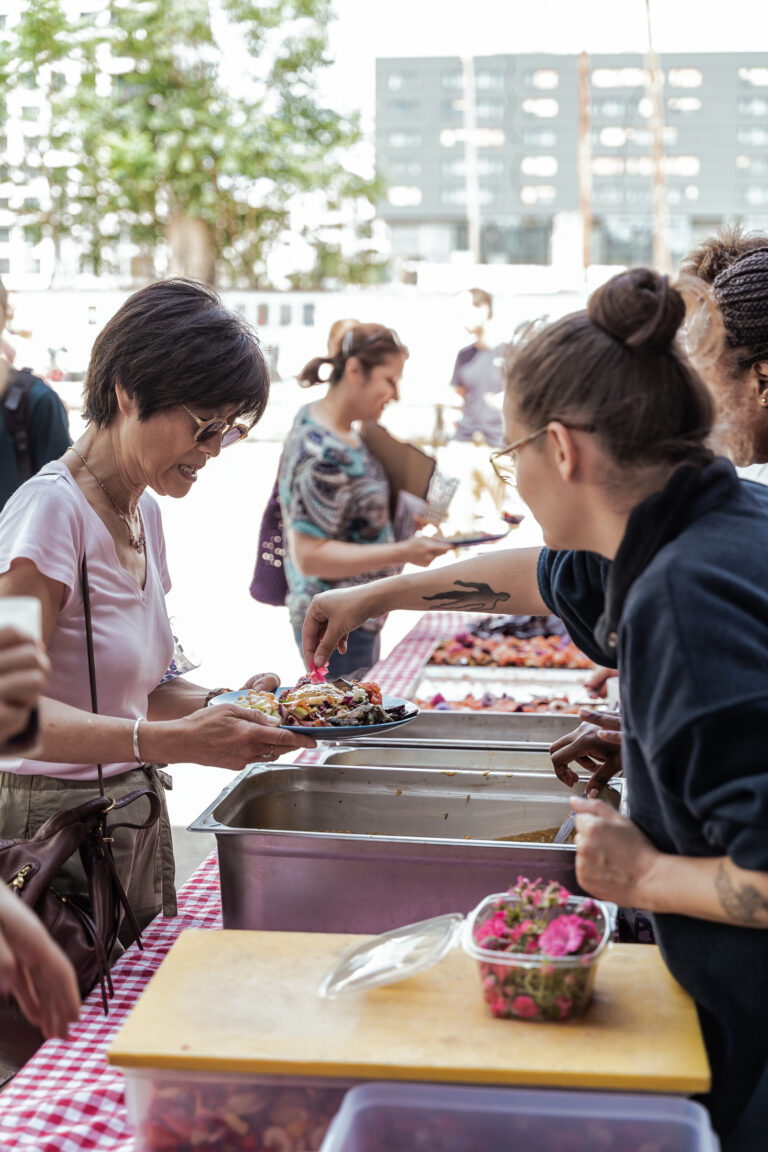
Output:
top-left (279, 324), bottom-right (450, 677)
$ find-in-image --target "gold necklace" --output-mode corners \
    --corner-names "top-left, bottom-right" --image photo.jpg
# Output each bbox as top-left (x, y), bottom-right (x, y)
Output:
top-left (68, 446), bottom-right (146, 553)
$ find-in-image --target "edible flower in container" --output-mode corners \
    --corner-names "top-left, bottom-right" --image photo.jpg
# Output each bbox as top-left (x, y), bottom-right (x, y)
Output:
top-left (463, 876), bottom-right (612, 1022)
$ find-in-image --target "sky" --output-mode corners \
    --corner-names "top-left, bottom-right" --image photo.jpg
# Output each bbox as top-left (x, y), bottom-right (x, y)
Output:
top-left (321, 0), bottom-right (768, 124)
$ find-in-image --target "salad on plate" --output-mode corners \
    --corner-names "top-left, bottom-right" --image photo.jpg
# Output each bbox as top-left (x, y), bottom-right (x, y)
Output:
top-left (235, 669), bottom-right (407, 728)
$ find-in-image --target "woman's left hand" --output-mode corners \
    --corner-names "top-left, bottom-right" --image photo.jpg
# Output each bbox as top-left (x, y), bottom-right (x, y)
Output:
top-left (571, 795), bottom-right (661, 908)
top-left (241, 672), bottom-right (280, 693)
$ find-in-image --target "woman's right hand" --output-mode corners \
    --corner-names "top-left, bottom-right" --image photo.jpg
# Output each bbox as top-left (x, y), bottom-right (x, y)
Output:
top-left (549, 707), bottom-right (623, 791)
top-left (0, 626), bottom-right (50, 745)
top-left (148, 703), bottom-right (317, 770)
top-left (302, 585), bottom-right (373, 670)
top-left (400, 535), bottom-right (452, 568)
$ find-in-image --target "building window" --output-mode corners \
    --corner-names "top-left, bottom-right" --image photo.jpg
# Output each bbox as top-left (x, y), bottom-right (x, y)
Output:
top-left (476, 69), bottom-right (504, 90)
top-left (279, 304), bottom-right (291, 326)
top-left (520, 184), bottom-right (556, 206)
top-left (302, 303), bottom-right (315, 326)
top-left (388, 159), bottom-right (422, 178)
top-left (387, 185), bottom-right (422, 207)
top-left (668, 68), bottom-right (702, 88)
top-left (442, 157), bottom-right (503, 178)
top-left (592, 156), bottom-right (624, 176)
top-left (257, 303), bottom-right (269, 326)
top-left (668, 97), bottom-right (702, 113)
top-left (524, 68), bottom-right (559, 90)
top-left (0, 199), bottom-right (9, 209)
top-left (440, 187), bottom-right (494, 206)
top-left (625, 156), bottom-right (653, 176)
top-left (521, 155), bottom-right (558, 177)
top-left (0, 226), bottom-right (10, 242)
top-left (439, 127), bottom-right (505, 148)
top-left (664, 155), bottom-right (701, 177)
top-left (23, 197), bottom-right (40, 210)
top-left (590, 98), bottom-right (630, 118)
top-left (737, 155), bottom-right (768, 174)
top-left (25, 257), bottom-right (40, 273)
top-left (0, 259), bottom-right (10, 274)
top-left (522, 98), bottom-right (558, 118)
top-left (387, 70), bottom-right (419, 91)
top-left (476, 100), bottom-right (504, 120)
top-left (737, 127), bottom-right (768, 146)
top-left (387, 131), bottom-right (421, 149)
top-left (738, 67), bottom-right (768, 87)
top-left (441, 69), bottom-right (462, 90)
top-left (739, 97), bottom-right (768, 116)
top-left (523, 128), bottom-right (557, 147)
top-left (592, 67), bottom-right (649, 88)
top-left (743, 186), bottom-right (768, 206)
top-left (20, 105), bottom-right (39, 121)
top-left (390, 100), bottom-right (418, 118)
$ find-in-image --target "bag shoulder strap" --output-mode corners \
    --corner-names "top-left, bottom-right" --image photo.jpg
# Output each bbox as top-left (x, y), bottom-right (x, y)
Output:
top-left (2, 368), bottom-right (35, 483)
top-left (80, 553), bottom-right (106, 799)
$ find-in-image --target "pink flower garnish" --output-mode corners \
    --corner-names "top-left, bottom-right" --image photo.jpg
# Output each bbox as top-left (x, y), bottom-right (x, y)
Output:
top-left (510, 995), bottom-right (539, 1018)
top-left (539, 914), bottom-right (595, 956)
top-left (475, 912), bottom-right (509, 945)
top-left (308, 662), bottom-right (329, 684)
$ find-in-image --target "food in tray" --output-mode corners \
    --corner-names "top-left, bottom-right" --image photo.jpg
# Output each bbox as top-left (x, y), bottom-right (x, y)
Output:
top-left (141, 1079), bottom-right (346, 1151)
top-left (429, 631), bottom-right (593, 669)
top-left (416, 691), bottom-right (583, 714)
top-left (495, 827), bottom-right (573, 844)
top-left (235, 675), bottom-right (406, 728)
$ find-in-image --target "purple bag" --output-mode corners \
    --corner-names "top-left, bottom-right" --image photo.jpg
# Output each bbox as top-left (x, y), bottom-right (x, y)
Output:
top-left (250, 476), bottom-right (288, 606)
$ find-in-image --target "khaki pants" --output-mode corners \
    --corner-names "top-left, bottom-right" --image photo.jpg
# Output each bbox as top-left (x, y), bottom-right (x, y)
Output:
top-left (0, 764), bottom-right (177, 947)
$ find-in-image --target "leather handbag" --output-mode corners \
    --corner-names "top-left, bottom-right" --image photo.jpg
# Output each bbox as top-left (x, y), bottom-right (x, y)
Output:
top-left (0, 556), bottom-right (161, 1013)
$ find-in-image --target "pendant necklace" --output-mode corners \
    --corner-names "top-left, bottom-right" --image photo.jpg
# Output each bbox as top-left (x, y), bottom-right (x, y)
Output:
top-left (68, 445), bottom-right (146, 553)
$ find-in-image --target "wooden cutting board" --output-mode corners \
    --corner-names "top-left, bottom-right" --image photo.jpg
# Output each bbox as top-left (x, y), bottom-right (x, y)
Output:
top-left (108, 929), bottom-right (710, 1094)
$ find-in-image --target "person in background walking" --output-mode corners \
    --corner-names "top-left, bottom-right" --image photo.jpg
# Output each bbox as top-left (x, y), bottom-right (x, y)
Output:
top-left (450, 287), bottom-right (505, 449)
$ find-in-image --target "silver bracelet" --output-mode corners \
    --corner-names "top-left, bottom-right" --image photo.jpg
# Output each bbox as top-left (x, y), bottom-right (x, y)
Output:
top-left (133, 717), bottom-right (143, 764)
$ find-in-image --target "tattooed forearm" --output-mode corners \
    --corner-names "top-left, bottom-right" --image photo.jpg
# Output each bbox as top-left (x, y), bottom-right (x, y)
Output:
top-left (422, 580), bottom-right (511, 612)
top-left (715, 861), bottom-right (768, 926)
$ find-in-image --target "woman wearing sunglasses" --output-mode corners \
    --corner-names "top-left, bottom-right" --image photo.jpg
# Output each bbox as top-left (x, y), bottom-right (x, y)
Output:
top-left (0, 280), bottom-right (316, 994)
top-left (304, 269), bottom-right (768, 1149)
top-left (281, 323), bottom-right (450, 676)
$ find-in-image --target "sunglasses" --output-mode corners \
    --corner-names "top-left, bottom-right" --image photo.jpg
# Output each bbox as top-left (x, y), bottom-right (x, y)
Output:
top-left (181, 403), bottom-right (252, 448)
top-left (340, 326), bottom-right (404, 358)
top-left (490, 420), bottom-right (597, 487)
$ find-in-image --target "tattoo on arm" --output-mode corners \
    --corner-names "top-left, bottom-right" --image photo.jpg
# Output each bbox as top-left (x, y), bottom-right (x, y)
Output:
top-left (422, 580), bottom-right (511, 612)
top-left (714, 860), bottom-right (768, 926)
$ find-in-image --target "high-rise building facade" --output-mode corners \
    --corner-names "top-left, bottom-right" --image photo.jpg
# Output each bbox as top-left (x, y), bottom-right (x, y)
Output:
top-left (376, 52), bottom-right (768, 268)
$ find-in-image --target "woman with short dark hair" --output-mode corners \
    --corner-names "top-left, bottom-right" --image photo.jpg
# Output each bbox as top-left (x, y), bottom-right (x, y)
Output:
top-left (0, 279), bottom-right (315, 966)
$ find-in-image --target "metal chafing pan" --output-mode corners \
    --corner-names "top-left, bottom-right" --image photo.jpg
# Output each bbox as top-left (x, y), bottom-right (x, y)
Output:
top-left (345, 709), bottom-right (579, 748)
top-left (320, 744), bottom-right (570, 771)
top-left (189, 763), bottom-right (623, 935)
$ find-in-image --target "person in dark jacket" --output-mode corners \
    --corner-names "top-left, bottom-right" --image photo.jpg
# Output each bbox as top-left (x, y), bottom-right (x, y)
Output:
top-left (0, 280), bottom-right (71, 509)
top-left (303, 269), bottom-right (768, 1151)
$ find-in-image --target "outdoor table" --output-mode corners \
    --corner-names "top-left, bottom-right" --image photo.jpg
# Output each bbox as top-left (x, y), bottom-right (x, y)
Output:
top-left (0, 611), bottom-right (469, 1150)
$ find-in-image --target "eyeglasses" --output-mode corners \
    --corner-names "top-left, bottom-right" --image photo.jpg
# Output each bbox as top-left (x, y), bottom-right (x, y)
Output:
top-left (340, 326), bottom-right (404, 358)
top-left (490, 421), bottom-right (597, 487)
top-left (181, 403), bottom-right (252, 448)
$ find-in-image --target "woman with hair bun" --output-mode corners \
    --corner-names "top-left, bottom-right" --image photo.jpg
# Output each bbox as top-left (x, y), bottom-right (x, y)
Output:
top-left (280, 324), bottom-right (450, 676)
top-left (304, 268), bottom-right (768, 1149)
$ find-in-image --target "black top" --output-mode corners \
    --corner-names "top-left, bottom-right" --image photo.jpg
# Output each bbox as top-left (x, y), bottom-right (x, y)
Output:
top-left (538, 460), bottom-right (768, 1151)
top-left (0, 372), bottom-right (71, 509)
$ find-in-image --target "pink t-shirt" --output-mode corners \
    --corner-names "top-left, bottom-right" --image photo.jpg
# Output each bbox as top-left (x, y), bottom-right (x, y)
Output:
top-left (0, 460), bottom-right (174, 778)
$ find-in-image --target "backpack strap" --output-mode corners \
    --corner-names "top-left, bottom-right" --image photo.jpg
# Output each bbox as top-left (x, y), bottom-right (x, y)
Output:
top-left (2, 368), bottom-right (35, 484)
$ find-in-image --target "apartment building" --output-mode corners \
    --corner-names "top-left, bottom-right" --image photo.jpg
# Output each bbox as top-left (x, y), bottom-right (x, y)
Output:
top-left (376, 52), bottom-right (768, 268)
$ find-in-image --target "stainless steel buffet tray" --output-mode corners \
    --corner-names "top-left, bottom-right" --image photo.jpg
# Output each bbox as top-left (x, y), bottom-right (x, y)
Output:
top-left (189, 762), bottom-right (623, 935)
top-left (320, 744), bottom-right (568, 771)
top-left (346, 709), bottom-right (579, 748)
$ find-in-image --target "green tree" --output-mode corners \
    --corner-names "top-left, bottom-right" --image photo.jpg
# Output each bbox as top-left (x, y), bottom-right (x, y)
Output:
top-left (1, 0), bottom-right (381, 286)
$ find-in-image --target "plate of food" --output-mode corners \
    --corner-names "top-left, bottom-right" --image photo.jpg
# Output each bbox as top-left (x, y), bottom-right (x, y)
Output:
top-left (434, 515), bottom-right (523, 549)
top-left (210, 676), bottom-right (419, 739)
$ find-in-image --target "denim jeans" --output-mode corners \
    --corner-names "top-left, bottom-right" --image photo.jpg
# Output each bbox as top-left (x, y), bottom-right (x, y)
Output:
top-left (294, 625), bottom-right (380, 679)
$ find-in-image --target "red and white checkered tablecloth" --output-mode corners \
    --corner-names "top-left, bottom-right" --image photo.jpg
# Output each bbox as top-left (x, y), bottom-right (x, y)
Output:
top-left (0, 612), bottom-right (468, 1149)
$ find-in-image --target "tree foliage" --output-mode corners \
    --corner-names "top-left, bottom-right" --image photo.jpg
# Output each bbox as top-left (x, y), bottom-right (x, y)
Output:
top-left (1, 0), bottom-right (382, 285)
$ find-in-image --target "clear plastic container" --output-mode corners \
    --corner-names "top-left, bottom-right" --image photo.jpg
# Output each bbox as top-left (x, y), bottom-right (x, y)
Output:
top-left (318, 890), bottom-right (614, 1024)
top-left (122, 1066), bottom-right (353, 1152)
top-left (463, 890), bottom-right (612, 1021)
top-left (320, 1081), bottom-right (720, 1152)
